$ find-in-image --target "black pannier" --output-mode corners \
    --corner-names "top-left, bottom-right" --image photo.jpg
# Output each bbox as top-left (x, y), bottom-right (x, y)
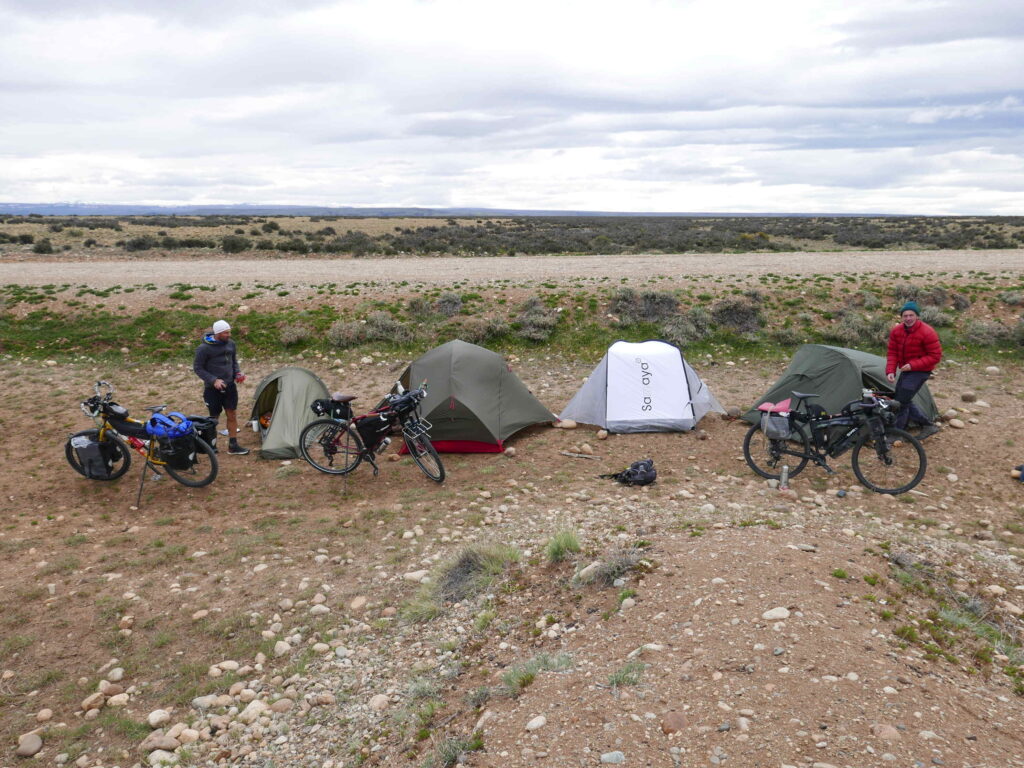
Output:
top-left (72, 434), bottom-right (112, 479)
top-left (187, 416), bottom-right (218, 452)
top-left (356, 414), bottom-right (392, 450)
top-left (158, 433), bottom-right (196, 469)
top-left (311, 399), bottom-right (353, 421)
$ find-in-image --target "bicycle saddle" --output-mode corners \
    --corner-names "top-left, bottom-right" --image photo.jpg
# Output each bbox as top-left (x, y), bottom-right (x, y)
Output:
top-left (144, 405), bottom-right (168, 414)
top-left (331, 393), bottom-right (358, 403)
top-left (791, 391), bottom-right (819, 399)
top-left (757, 398), bottom-right (792, 413)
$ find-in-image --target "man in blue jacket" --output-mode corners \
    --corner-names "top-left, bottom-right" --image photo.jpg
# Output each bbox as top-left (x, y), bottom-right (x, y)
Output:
top-left (193, 320), bottom-right (249, 455)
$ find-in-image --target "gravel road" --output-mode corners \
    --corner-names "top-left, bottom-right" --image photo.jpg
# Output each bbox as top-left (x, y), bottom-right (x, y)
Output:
top-left (1, 249), bottom-right (1021, 288)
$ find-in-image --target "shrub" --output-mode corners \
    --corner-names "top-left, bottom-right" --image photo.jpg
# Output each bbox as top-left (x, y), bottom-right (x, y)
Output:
top-left (608, 660), bottom-right (646, 688)
top-left (255, 238), bottom-right (275, 250)
top-left (577, 545), bottom-right (642, 586)
top-left (893, 284), bottom-right (920, 304)
top-left (407, 296), bottom-right (436, 319)
top-left (457, 316), bottom-right (509, 344)
top-left (951, 293), bottom-right (971, 311)
top-left (919, 306), bottom-right (953, 327)
top-left (962, 320), bottom-right (1010, 346)
top-left (514, 297), bottom-right (559, 342)
top-left (1012, 318), bottom-right (1024, 347)
top-left (998, 291), bottom-right (1024, 307)
top-left (124, 235), bottom-right (157, 252)
top-left (436, 544), bottom-right (520, 603)
top-left (32, 238), bottom-right (54, 254)
top-left (279, 323), bottom-right (312, 346)
top-left (823, 311), bottom-right (889, 346)
top-left (435, 291), bottom-right (463, 317)
top-left (660, 314), bottom-right (706, 347)
top-left (221, 235), bottom-right (251, 254)
top-left (326, 320), bottom-right (364, 348)
top-left (711, 297), bottom-right (762, 334)
top-left (18, 233), bottom-right (34, 244)
top-left (364, 311), bottom-right (412, 343)
top-left (608, 288), bottom-right (679, 324)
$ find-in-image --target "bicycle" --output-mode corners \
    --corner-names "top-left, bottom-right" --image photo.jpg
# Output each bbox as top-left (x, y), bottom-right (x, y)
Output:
top-left (66, 381), bottom-right (218, 490)
top-left (742, 388), bottom-right (926, 494)
top-left (299, 383), bottom-right (445, 483)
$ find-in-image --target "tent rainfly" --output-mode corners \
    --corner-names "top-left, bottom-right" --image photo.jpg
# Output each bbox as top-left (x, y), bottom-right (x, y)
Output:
top-left (742, 343), bottom-right (939, 424)
top-left (396, 340), bottom-right (555, 452)
top-left (559, 340), bottom-right (724, 432)
top-left (249, 366), bottom-right (330, 459)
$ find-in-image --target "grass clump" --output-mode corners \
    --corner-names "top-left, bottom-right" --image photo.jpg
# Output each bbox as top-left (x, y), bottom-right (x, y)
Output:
top-left (401, 544), bottom-right (520, 623)
top-left (831, 568), bottom-right (849, 579)
top-left (513, 297), bottom-right (559, 342)
top-left (711, 297), bottom-right (762, 334)
top-left (545, 530), bottom-right (581, 563)
top-left (607, 660), bottom-right (646, 689)
top-left (576, 544), bottom-right (643, 586)
top-left (423, 733), bottom-right (484, 768)
top-left (501, 652), bottom-right (574, 697)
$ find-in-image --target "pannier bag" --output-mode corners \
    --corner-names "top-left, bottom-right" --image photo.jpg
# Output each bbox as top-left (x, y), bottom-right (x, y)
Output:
top-left (356, 414), bottom-right (392, 451)
top-left (760, 412), bottom-right (793, 440)
top-left (158, 433), bottom-right (197, 469)
top-left (187, 416), bottom-right (218, 452)
top-left (311, 399), bottom-right (353, 421)
top-left (600, 458), bottom-right (657, 486)
top-left (72, 434), bottom-right (113, 479)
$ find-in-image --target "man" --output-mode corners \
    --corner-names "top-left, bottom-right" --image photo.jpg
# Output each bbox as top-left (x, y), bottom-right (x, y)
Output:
top-left (886, 300), bottom-right (942, 439)
top-left (193, 319), bottom-right (250, 455)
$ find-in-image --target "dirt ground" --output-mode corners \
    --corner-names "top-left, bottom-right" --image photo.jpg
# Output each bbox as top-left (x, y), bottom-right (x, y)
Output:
top-left (2, 253), bottom-right (1024, 767)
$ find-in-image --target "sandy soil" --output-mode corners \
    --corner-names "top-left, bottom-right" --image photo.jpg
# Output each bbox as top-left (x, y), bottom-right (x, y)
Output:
top-left (1, 249), bottom-right (1022, 288)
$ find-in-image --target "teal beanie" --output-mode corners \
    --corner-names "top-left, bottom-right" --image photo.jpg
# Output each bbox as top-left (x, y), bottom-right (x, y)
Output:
top-left (900, 300), bottom-right (920, 315)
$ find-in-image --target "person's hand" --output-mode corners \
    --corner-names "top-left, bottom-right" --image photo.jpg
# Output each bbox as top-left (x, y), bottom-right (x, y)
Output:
top-left (214, 378), bottom-right (226, 391)
top-left (900, 363), bottom-right (911, 372)
top-left (886, 373), bottom-right (896, 383)
top-left (235, 373), bottom-right (246, 384)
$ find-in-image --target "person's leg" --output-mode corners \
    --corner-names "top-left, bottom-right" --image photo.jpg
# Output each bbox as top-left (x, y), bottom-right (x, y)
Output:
top-left (893, 372), bottom-right (929, 430)
top-left (223, 385), bottom-right (249, 455)
top-left (204, 386), bottom-right (224, 421)
top-left (225, 409), bottom-right (239, 436)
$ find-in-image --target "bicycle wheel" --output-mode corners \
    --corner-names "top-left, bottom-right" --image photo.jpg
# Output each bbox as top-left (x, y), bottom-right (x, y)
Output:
top-left (742, 423), bottom-right (810, 480)
top-left (162, 437), bottom-right (219, 488)
top-left (65, 429), bottom-right (132, 480)
top-left (851, 427), bottom-right (926, 494)
top-left (404, 434), bottom-right (445, 483)
top-left (300, 419), bottom-right (363, 475)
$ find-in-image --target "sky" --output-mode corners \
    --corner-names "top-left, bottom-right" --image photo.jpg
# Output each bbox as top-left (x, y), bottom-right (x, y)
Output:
top-left (0, 0), bottom-right (1022, 214)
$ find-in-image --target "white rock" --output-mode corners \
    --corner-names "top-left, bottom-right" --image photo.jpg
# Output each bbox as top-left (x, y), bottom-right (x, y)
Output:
top-left (309, 604), bottom-right (330, 616)
top-left (555, 419), bottom-right (577, 429)
top-left (526, 714), bottom-right (547, 731)
top-left (368, 694), bottom-right (390, 711)
top-left (148, 749), bottom-right (179, 767)
top-left (985, 366), bottom-right (1000, 375)
top-left (147, 709), bottom-right (171, 728)
top-left (237, 699), bottom-right (268, 724)
top-left (404, 570), bottom-right (429, 582)
top-left (273, 640), bottom-right (293, 657)
top-left (762, 607), bottom-right (790, 621)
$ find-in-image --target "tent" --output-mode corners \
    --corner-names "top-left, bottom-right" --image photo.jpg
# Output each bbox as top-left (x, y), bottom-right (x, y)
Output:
top-left (558, 340), bottom-right (724, 432)
top-left (396, 340), bottom-right (555, 452)
top-left (742, 344), bottom-right (939, 424)
top-left (249, 366), bottom-right (330, 459)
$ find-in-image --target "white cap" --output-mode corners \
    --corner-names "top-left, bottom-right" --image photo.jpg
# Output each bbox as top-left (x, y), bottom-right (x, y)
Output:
top-left (212, 320), bottom-right (231, 334)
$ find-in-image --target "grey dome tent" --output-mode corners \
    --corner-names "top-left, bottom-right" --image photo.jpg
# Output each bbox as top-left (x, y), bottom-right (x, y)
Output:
top-left (396, 340), bottom-right (555, 452)
top-left (559, 340), bottom-right (724, 432)
top-left (249, 366), bottom-right (330, 459)
top-left (742, 344), bottom-right (939, 424)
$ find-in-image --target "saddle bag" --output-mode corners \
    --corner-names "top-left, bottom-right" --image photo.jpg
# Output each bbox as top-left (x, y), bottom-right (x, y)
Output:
top-left (72, 434), bottom-right (113, 479)
top-left (158, 433), bottom-right (197, 469)
top-left (311, 398), bottom-right (353, 421)
top-left (760, 412), bottom-right (793, 440)
top-left (356, 414), bottom-right (392, 451)
top-left (187, 416), bottom-right (218, 452)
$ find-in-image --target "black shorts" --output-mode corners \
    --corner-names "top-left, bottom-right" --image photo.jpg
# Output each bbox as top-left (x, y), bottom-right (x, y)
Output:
top-left (203, 383), bottom-right (239, 418)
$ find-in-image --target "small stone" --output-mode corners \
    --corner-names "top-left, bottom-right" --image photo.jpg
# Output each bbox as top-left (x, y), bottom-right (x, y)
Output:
top-left (147, 709), bottom-right (171, 728)
top-left (369, 694), bottom-right (390, 711)
top-left (597, 429), bottom-right (609, 440)
top-left (960, 391), bottom-right (977, 402)
top-left (762, 607), bottom-right (790, 620)
top-left (577, 561), bottom-right (602, 583)
top-left (700, 503), bottom-right (716, 514)
top-left (525, 714), bottom-right (546, 731)
top-left (725, 406), bottom-right (742, 420)
top-left (620, 597), bottom-right (636, 610)
top-left (273, 640), bottom-right (292, 657)
top-left (601, 751), bottom-right (626, 764)
top-left (35, 708), bottom-right (53, 722)
top-left (579, 443), bottom-right (594, 455)
top-left (270, 698), bottom-right (294, 713)
top-left (984, 366), bottom-right (1000, 375)
top-left (871, 723), bottom-right (901, 740)
top-left (404, 570), bottom-right (429, 582)
top-left (147, 748), bottom-right (179, 767)
top-left (16, 732), bottom-right (43, 757)
top-left (237, 699), bottom-right (268, 724)
top-left (948, 419), bottom-right (966, 429)
top-left (80, 691), bottom-right (105, 711)
top-left (107, 667), bottom-right (124, 682)
top-left (309, 604), bottom-right (330, 616)
top-left (107, 692), bottom-right (130, 707)
top-left (350, 596), bottom-right (368, 611)
top-left (556, 419), bottom-right (577, 429)
top-left (503, 446), bottom-right (516, 456)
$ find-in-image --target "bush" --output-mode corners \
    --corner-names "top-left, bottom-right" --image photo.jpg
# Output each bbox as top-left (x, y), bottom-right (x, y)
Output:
top-left (951, 293), bottom-right (971, 311)
top-left (32, 238), bottom-right (54, 254)
top-left (279, 323), bottom-right (312, 346)
top-left (608, 288), bottom-right (679, 324)
top-left (961, 320), bottom-right (1010, 346)
top-left (822, 311), bottom-right (888, 347)
top-left (711, 298), bottom-right (762, 334)
top-left (660, 314), bottom-right (707, 347)
top-left (124, 235), bottom-right (157, 252)
top-left (221, 235), bottom-right (252, 254)
top-left (545, 530), bottom-right (581, 563)
top-left (456, 316), bottom-right (509, 344)
top-left (514, 297), bottom-right (559, 342)
top-left (326, 320), bottom-right (364, 348)
top-left (435, 291), bottom-right (463, 317)
top-left (364, 311), bottom-right (412, 343)
top-left (998, 291), bottom-right (1024, 306)
top-left (919, 306), bottom-right (953, 327)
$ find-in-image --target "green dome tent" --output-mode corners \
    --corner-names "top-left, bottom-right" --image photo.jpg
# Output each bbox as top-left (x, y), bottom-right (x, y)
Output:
top-left (742, 344), bottom-right (939, 424)
top-left (396, 340), bottom-right (555, 452)
top-left (249, 366), bottom-right (330, 459)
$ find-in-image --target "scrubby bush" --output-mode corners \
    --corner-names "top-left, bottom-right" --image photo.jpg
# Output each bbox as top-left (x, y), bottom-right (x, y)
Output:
top-left (951, 293), bottom-right (971, 311)
top-left (1011, 318), bottom-right (1024, 347)
top-left (32, 238), bottom-right (54, 254)
top-left (435, 291), bottom-right (463, 317)
top-left (919, 306), bottom-right (953, 327)
top-left (768, 326), bottom-right (804, 346)
top-left (364, 311), bottom-right (413, 343)
top-left (608, 288), bottom-right (679, 324)
top-left (514, 297), bottom-right (559, 342)
top-left (660, 313), bottom-right (709, 347)
top-left (711, 297), bottom-right (762, 334)
top-left (961, 320), bottom-right (1010, 346)
top-left (822, 311), bottom-right (889, 347)
top-left (456, 316), bottom-right (510, 344)
top-left (326, 319), bottom-right (364, 348)
top-left (893, 284), bottom-right (920, 304)
top-left (124, 235), bottom-right (158, 252)
top-left (998, 291), bottom-right (1024, 306)
top-left (221, 235), bottom-right (252, 254)
top-left (279, 322), bottom-right (312, 346)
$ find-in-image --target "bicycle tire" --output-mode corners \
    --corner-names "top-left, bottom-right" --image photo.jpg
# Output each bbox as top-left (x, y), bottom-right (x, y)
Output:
top-left (404, 433), bottom-right (445, 483)
top-left (742, 423), bottom-right (810, 480)
top-left (162, 436), bottom-right (218, 488)
top-left (851, 427), bottom-right (926, 494)
top-left (300, 419), bottom-right (363, 475)
top-left (65, 429), bottom-right (132, 480)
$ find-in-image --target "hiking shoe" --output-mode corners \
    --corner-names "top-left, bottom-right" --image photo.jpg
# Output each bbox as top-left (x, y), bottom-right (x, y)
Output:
top-left (917, 424), bottom-right (940, 440)
top-left (227, 441), bottom-right (250, 455)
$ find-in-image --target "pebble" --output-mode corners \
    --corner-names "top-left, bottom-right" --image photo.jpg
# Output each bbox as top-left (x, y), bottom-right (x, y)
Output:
top-left (148, 748), bottom-right (178, 767)
top-left (601, 751), bottom-right (626, 764)
top-left (147, 708), bottom-right (171, 728)
top-left (369, 694), bottom-right (390, 711)
top-left (985, 366), bottom-right (1000, 374)
top-left (404, 570), bottom-right (429, 582)
top-left (35, 708), bottom-right (53, 722)
top-left (948, 419), bottom-right (966, 429)
top-left (700, 503), bottom-right (716, 514)
top-left (661, 711), bottom-right (688, 734)
top-left (274, 640), bottom-right (293, 657)
top-left (556, 419), bottom-right (577, 429)
top-left (960, 391), bottom-right (977, 402)
top-left (525, 715), bottom-right (546, 731)
top-left (871, 723), bottom-right (901, 740)
top-left (349, 596), bottom-right (368, 611)
top-left (16, 732), bottom-right (43, 757)
top-left (762, 607), bottom-right (790, 620)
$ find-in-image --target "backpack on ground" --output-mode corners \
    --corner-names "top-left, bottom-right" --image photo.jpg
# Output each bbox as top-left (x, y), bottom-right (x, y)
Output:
top-left (600, 458), bottom-right (657, 486)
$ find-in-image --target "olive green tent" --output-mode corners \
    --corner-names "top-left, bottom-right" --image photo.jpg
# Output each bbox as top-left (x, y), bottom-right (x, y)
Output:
top-left (249, 366), bottom-right (330, 459)
top-left (742, 344), bottom-right (939, 424)
top-left (396, 340), bottom-right (555, 452)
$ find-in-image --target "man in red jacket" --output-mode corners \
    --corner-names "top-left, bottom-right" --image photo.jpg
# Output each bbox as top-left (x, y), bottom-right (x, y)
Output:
top-left (886, 300), bottom-right (942, 439)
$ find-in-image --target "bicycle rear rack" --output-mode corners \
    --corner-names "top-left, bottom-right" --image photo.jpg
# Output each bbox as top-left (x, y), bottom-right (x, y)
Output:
top-left (402, 418), bottom-right (432, 440)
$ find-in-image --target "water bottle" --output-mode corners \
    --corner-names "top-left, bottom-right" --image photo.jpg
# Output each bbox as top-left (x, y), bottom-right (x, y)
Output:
top-left (127, 436), bottom-right (146, 451)
top-left (376, 437), bottom-right (392, 455)
top-left (779, 465), bottom-right (790, 490)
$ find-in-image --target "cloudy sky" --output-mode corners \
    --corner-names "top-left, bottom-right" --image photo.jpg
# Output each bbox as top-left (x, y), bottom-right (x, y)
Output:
top-left (1, 0), bottom-right (1021, 213)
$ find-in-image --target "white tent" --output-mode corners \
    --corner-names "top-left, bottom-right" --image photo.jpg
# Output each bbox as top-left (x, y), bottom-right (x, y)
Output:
top-left (559, 340), bottom-right (724, 432)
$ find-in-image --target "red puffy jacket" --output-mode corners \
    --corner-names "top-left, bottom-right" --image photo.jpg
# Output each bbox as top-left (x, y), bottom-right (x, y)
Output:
top-left (886, 320), bottom-right (942, 375)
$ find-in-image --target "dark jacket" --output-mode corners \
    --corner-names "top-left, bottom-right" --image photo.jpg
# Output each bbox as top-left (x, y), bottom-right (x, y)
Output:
top-left (886, 320), bottom-right (942, 375)
top-left (193, 333), bottom-right (240, 387)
